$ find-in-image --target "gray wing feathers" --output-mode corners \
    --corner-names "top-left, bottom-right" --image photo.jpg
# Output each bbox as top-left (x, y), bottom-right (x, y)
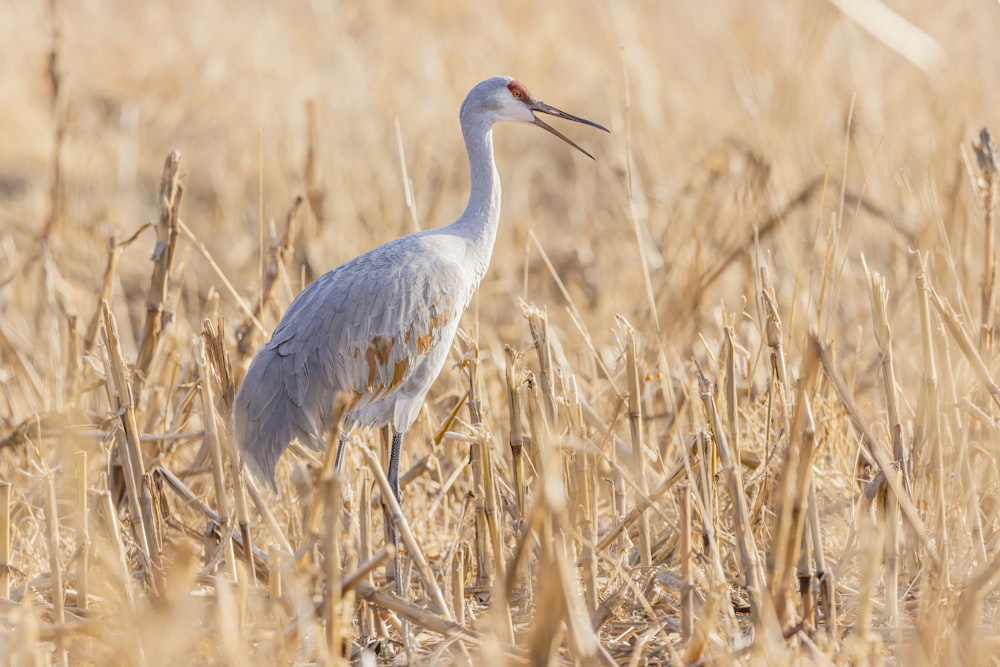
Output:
top-left (234, 270), bottom-right (354, 484)
top-left (233, 237), bottom-right (469, 485)
top-left (234, 342), bottom-right (331, 485)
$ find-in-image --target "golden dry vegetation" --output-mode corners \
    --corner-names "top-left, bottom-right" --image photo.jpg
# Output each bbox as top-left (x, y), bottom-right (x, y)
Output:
top-left (2, 0), bottom-right (1000, 664)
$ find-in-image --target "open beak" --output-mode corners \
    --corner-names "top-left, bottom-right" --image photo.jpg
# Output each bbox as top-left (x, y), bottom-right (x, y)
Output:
top-left (529, 100), bottom-right (610, 160)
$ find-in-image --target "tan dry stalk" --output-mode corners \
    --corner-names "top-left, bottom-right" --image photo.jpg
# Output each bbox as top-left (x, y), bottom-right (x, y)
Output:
top-left (452, 546), bottom-right (465, 627)
top-left (817, 341), bottom-right (930, 544)
top-left (97, 490), bottom-right (137, 613)
top-left (929, 285), bottom-right (1000, 410)
top-left (267, 543), bottom-right (282, 599)
top-left (358, 444), bottom-right (454, 621)
top-left (693, 428), bottom-right (717, 577)
top-left (595, 451), bottom-right (689, 552)
top-left (814, 194), bottom-right (839, 344)
top-left (867, 270), bottom-right (904, 466)
top-left (378, 427), bottom-right (394, 563)
top-left (215, 575), bottom-right (248, 665)
top-left (430, 394), bottom-right (469, 448)
top-left (927, 284), bottom-right (990, 566)
top-left (82, 236), bottom-right (127, 352)
top-left (680, 488), bottom-right (693, 642)
top-left (807, 481), bottom-right (836, 636)
top-left (134, 151), bottom-right (183, 397)
top-left (474, 439), bottom-right (514, 654)
top-left (866, 268), bottom-right (904, 625)
top-left (203, 319), bottom-right (236, 412)
top-left (682, 589), bottom-right (722, 665)
top-left (972, 129), bottom-right (998, 347)
top-left (953, 547), bottom-right (1000, 664)
top-left (723, 327), bottom-right (740, 473)
top-left (589, 589), bottom-right (623, 634)
top-left (44, 470), bottom-right (64, 629)
top-left (0, 481), bottom-right (10, 599)
top-left (915, 263), bottom-right (949, 588)
top-left (0, 324), bottom-right (46, 410)
top-left (624, 322), bottom-right (652, 567)
top-left (243, 475), bottom-right (294, 556)
top-left (797, 519), bottom-right (814, 632)
top-left (523, 302), bottom-right (557, 423)
top-left (74, 451), bottom-right (89, 610)
top-left (478, 434), bottom-right (506, 599)
top-left (854, 505), bottom-right (886, 648)
top-left (323, 475), bottom-right (344, 663)
top-left (42, 247), bottom-right (65, 412)
top-left (580, 395), bottom-right (629, 453)
top-left (150, 464), bottom-right (248, 550)
top-left (357, 470), bottom-right (376, 637)
top-left (339, 545), bottom-right (395, 594)
top-left (203, 325), bottom-right (255, 583)
top-left (761, 278), bottom-right (792, 424)
top-left (522, 517), bottom-right (572, 667)
top-left (461, 345), bottom-right (505, 596)
top-left (695, 359), bottom-right (777, 643)
top-left (767, 337), bottom-right (819, 629)
top-left (524, 375), bottom-right (604, 665)
top-left (566, 375), bottom-right (598, 612)
top-left (943, 378), bottom-right (989, 564)
top-left (65, 313), bottom-right (79, 400)
top-left (504, 345), bottom-right (527, 526)
top-left (100, 300), bottom-right (160, 572)
top-left (495, 361), bottom-right (535, 635)
top-left (611, 418), bottom-right (627, 556)
top-left (502, 489), bottom-right (543, 613)
top-left (353, 579), bottom-right (481, 645)
top-left (195, 336), bottom-right (238, 581)
top-left (756, 277), bottom-right (789, 533)
top-left (226, 443), bottom-right (257, 582)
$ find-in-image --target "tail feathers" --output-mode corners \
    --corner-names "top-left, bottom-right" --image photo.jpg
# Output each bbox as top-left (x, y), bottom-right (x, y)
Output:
top-left (233, 346), bottom-right (329, 487)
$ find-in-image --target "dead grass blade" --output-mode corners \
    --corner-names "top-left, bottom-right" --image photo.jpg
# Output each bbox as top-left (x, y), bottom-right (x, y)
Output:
top-left (100, 300), bottom-right (160, 576)
top-left (816, 338), bottom-right (929, 546)
top-left (134, 151), bottom-right (182, 397)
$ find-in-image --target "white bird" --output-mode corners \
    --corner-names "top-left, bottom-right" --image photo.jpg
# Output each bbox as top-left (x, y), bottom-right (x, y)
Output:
top-left (234, 76), bottom-right (607, 551)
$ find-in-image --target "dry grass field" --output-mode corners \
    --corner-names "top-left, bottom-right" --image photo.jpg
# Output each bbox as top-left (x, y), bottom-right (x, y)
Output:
top-left (3, 0), bottom-right (1000, 664)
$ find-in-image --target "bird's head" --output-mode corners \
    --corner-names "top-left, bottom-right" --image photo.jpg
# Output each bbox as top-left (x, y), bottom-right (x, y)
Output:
top-left (461, 76), bottom-right (609, 159)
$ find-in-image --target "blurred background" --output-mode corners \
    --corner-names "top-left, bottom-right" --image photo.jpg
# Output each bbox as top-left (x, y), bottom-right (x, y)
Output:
top-left (4, 0), bottom-right (998, 371)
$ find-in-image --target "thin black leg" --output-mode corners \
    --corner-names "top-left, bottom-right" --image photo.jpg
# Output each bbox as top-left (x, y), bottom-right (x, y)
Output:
top-left (386, 429), bottom-right (404, 595)
top-left (334, 432), bottom-right (349, 472)
top-left (387, 430), bottom-right (403, 505)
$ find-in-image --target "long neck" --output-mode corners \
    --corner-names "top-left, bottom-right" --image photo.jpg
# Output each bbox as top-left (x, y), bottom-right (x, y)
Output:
top-left (450, 116), bottom-right (502, 282)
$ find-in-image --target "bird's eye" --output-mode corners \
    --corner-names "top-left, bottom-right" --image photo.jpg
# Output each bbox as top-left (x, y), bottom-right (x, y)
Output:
top-left (511, 88), bottom-right (522, 99)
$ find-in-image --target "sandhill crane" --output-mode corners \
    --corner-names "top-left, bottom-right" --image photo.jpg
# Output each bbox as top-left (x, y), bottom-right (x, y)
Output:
top-left (234, 76), bottom-right (607, 565)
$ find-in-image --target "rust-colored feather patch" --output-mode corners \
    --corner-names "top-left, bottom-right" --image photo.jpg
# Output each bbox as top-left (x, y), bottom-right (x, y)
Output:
top-left (412, 309), bottom-right (452, 354)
